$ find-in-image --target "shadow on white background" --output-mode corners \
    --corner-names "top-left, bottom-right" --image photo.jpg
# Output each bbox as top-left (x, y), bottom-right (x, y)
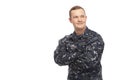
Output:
top-left (0, 0), bottom-right (120, 80)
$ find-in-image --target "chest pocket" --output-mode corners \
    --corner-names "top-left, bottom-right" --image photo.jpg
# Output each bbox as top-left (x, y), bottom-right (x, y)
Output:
top-left (77, 37), bottom-right (98, 49)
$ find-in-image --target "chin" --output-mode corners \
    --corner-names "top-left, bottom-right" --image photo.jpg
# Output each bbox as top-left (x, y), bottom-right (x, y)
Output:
top-left (77, 26), bottom-right (85, 29)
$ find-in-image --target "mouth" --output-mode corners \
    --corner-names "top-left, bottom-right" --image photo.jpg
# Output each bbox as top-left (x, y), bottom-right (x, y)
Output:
top-left (77, 23), bottom-right (83, 25)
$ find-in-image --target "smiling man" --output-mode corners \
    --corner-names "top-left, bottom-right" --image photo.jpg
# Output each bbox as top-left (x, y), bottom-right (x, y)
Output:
top-left (54, 5), bottom-right (105, 80)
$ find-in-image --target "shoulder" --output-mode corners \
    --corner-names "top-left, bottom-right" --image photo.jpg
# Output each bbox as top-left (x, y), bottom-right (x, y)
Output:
top-left (87, 28), bottom-right (104, 44)
top-left (59, 34), bottom-right (72, 44)
top-left (88, 28), bottom-right (102, 38)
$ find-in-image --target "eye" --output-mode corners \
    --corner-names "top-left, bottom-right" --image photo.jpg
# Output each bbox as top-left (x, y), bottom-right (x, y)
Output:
top-left (73, 16), bottom-right (78, 18)
top-left (80, 15), bottom-right (85, 18)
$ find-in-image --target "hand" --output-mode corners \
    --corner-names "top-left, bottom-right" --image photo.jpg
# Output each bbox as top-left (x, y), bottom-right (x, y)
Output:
top-left (66, 43), bottom-right (78, 52)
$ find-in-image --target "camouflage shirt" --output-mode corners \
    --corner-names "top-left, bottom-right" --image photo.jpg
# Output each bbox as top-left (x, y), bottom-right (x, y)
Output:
top-left (54, 27), bottom-right (104, 80)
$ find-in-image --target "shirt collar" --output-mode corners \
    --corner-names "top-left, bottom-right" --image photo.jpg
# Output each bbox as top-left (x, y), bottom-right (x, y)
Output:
top-left (72, 27), bottom-right (89, 39)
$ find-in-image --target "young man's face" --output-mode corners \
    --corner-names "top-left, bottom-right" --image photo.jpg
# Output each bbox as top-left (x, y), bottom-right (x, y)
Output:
top-left (69, 9), bottom-right (87, 30)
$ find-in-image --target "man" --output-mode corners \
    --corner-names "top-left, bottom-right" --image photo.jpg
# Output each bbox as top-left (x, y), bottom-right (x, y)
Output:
top-left (54, 5), bottom-right (104, 80)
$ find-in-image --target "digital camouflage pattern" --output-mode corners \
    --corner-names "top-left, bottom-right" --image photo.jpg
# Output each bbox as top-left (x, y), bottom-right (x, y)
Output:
top-left (54, 27), bottom-right (104, 80)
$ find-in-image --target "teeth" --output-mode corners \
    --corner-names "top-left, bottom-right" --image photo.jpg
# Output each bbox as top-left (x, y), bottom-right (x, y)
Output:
top-left (78, 23), bottom-right (83, 24)
top-left (78, 23), bottom-right (82, 24)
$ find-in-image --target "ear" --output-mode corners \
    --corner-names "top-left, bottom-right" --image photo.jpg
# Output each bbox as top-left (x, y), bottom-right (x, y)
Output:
top-left (85, 16), bottom-right (87, 20)
top-left (69, 18), bottom-right (72, 23)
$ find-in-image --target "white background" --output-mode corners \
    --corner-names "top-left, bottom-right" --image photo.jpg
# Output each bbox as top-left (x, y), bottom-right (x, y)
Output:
top-left (0, 0), bottom-right (120, 80)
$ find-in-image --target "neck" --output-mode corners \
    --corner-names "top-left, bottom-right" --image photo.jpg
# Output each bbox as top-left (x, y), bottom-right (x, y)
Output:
top-left (75, 27), bottom-right (86, 35)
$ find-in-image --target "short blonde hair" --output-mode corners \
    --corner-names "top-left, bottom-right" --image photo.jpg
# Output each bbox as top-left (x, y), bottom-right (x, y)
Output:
top-left (69, 5), bottom-right (86, 18)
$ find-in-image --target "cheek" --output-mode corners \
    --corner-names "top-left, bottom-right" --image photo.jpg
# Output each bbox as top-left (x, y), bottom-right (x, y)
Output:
top-left (83, 18), bottom-right (87, 22)
top-left (72, 19), bottom-right (78, 23)
top-left (70, 21), bottom-right (76, 26)
top-left (70, 19), bottom-right (76, 24)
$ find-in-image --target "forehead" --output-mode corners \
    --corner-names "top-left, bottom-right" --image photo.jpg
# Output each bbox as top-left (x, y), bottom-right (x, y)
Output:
top-left (71, 9), bottom-right (86, 16)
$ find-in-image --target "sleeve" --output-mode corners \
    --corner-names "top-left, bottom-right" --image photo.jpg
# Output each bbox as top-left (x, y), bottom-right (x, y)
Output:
top-left (54, 37), bottom-right (80, 66)
top-left (76, 36), bottom-right (104, 69)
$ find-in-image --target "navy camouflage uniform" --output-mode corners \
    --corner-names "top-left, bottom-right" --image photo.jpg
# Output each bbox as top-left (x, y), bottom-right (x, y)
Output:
top-left (54, 27), bottom-right (104, 80)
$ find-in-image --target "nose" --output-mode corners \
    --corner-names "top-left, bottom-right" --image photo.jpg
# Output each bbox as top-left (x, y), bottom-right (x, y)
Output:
top-left (78, 17), bottom-right (82, 22)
